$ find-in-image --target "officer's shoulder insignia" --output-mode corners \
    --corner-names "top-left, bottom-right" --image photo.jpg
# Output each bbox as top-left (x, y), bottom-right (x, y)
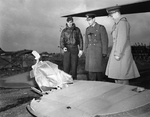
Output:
top-left (121, 17), bottom-right (127, 21)
top-left (119, 17), bottom-right (127, 23)
top-left (97, 24), bottom-right (104, 30)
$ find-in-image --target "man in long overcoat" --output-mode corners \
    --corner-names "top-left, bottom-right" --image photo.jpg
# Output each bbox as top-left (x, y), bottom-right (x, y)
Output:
top-left (85, 14), bottom-right (108, 81)
top-left (105, 6), bottom-right (140, 84)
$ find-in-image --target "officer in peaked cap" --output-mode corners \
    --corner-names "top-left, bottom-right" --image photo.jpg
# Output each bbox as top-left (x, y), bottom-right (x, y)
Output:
top-left (84, 13), bottom-right (108, 81)
top-left (105, 5), bottom-right (140, 84)
top-left (86, 13), bottom-right (96, 21)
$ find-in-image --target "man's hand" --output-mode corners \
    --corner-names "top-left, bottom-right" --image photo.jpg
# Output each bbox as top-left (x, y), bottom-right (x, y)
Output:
top-left (63, 47), bottom-right (67, 52)
top-left (102, 54), bottom-right (107, 58)
top-left (78, 50), bottom-right (83, 58)
top-left (115, 55), bottom-right (120, 61)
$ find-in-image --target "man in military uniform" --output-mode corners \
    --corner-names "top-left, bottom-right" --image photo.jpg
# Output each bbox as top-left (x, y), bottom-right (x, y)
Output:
top-left (85, 14), bottom-right (108, 81)
top-left (60, 16), bottom-right (83, 80)
top-left (105, 6), bottom-right (140, 84)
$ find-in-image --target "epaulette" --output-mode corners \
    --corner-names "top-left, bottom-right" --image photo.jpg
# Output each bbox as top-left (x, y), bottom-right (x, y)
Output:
top-left (120, 17), bottom-right (127, 21)
top-left (116, 17), bottom-right (127, 25)
top-left (98, 24), bottom-right (103, 28)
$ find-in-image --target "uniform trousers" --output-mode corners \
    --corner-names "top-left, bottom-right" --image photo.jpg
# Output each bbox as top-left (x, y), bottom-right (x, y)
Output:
top-left (88, 72), bottom-right (104, 81)
top-left (63, 46), bottom-right (78, 80)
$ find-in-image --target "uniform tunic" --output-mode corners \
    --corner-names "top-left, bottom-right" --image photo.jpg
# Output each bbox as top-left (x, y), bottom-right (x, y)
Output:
top-left (105, 17), bottom-right (140, 79)
top-left (85, 22), bottom-right (108, 72)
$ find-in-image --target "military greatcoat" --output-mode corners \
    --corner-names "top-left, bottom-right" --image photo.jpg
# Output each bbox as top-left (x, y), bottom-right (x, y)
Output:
top-left (85, 22), bottom-right (108, 72)
top-left (105, 17), bottom-right (140, 79)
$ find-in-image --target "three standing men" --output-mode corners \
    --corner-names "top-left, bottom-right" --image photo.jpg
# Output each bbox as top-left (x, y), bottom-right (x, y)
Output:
top-left (60, 6), bottom-right (140, 84)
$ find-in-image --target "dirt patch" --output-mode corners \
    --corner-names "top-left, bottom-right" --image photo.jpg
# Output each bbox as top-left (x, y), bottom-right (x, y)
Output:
top-left (0, 88), bottom-right (40, 117)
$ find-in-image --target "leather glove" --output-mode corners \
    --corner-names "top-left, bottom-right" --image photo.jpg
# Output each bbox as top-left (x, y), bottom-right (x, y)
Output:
top-left (63, 47), bottom-right (67, 52)
top-left (78, 50), bottom-right (83, 58)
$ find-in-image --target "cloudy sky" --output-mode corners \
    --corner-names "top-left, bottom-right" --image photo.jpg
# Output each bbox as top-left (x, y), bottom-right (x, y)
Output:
top-left (0, 0), bottom-right (150, 53)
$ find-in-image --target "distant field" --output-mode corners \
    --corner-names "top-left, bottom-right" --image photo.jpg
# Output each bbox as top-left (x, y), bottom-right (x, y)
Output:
top-left (1, 53), bottom-right (150, 71)
top-left (0, 55), bottom-right (35, 69)
top-left (0, 54), bottom-right (150, 90)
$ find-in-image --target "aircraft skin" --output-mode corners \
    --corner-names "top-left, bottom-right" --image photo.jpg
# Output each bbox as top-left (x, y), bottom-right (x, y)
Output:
top-left (27, 81), bottom-right (150, 117)
top-left (62, 0), bottom-right (150, 17)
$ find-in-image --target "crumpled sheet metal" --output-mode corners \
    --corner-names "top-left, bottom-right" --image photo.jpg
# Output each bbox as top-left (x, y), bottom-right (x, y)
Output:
top-left (30, 60), bottom-right (73, 92)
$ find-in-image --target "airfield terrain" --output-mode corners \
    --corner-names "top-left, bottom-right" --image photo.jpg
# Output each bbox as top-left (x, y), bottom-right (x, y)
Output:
top-left (0, 53), bottom-right (150, 117)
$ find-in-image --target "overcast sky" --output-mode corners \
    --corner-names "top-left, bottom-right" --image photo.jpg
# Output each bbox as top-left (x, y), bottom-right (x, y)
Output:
top-left (0, 0), bottom-right (150, 53)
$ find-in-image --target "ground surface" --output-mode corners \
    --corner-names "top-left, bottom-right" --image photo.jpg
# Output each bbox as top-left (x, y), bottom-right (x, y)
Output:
top-left (0, 59), bottom-right (150, 117)
top-left (0, 88), bottom-right (39, 117)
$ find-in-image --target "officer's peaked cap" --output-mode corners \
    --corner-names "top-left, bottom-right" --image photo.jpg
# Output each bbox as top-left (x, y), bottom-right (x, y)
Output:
top-left (86, 13), bottom-right (96, 19)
